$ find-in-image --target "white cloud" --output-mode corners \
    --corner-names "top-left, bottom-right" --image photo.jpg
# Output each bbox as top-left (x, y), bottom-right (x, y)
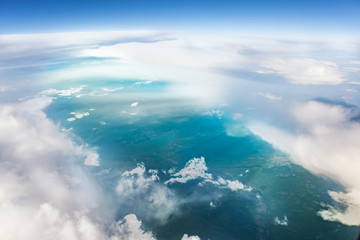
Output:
top-left (225, 179), bottom-right (246, 191)
top-left (318, 190), bottom-right (360, 226)
top-left (0, 97), bottom-right (197, 239)
top-left (274, 216), bottom-right (288, 226)
top-left (0, 98), bottom-right (112, 239)
top-left (263, 58), bottom-right (344, 85)
top-left (66, 111), bottom-right (90, 122)
top-left (110, 214), bottom-right (155, 240)
top-left (345, 89), bottom-right (357, 93)
top-left (122, 111), bottom-right (138, 116)
top-left (181, 234), bottom-right (201, 240)
top-left (202, 109), bottom-right (224, 119)
top-left (165, 157), bottom-right (213, 184)
top-left (250, 100), bottom-right (360, 225)
top-left (165, 157), bottom-right (251, 192)
top-left (257, 92), bottom-right (282, 101)
top-left (0, 31), bottom-right (170, 63)
top-left (74, 112), bottom-right (90, 119)
top-left (84, 153), bottom-right (100, 166)
top-left (130, 102), bottom-right (139, 107)
top-left (205, 177), bottom-right (252, 192)
top-left (40, 86), bottom-right (85, 97)
top-left (116, 164), bottom-right (179, 222)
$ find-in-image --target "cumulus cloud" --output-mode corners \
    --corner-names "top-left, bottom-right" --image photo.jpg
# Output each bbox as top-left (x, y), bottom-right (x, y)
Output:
top-left (165, 157), bottom-right (251, 192)
top-left (116, 164), bottom-right (179, 222)
top-left (110, 214), bottom-right (155, 240)
top-left (181, 234), bottom-right (201, 240)
top-left (165, 157), bottom-right (213, 184)
top-left (84, 153), bottom-right (100, 166)
top-left (0, 98), bottom-right (112, 239)
top-left (250, 100), bottom-right (360, 225)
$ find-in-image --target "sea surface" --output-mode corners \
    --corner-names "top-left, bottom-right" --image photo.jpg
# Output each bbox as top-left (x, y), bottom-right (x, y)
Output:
top-left (44, 80), bottom-right (359, 240)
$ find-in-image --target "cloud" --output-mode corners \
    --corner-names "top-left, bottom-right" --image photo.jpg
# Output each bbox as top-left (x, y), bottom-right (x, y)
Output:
top-left (115, 158), bottom-right (252, 227)
top-left (130, 102), bottom-right (139, 107)
top-left (121, 111), bottom-right (138, 116)
top-left (223, 179), bottom-right (246, 191)
top-left (116, 164), bottom-right (179, 222)
top-left (345, 89), bottom-right (357, 93)
top-left (40, 86), bottom-right (85, 97)
top-left (263, 58), bottom-right (344, 85)
top-left (165, 157), bottom-right (251, 191)
top-left (0, 31), bottom-right (171, 64)
top-left (257, 92), bottom-right (282, 101)
top-left (250, 100), bottom-right (360, 225)
top-left (181, 234), bottom-right (201, 240)
top-left (0, 98), bottom-right (112, 239)
top-left (274, 216), bottom-right (288, 226)
top-left (0, 97), bottom-right (205, 239)
top-left (110, 214), bottom-right (155, 240)
top-left (202, 109), bottom-right (224, 119)
top-left (40, 86), bottom-right (125, 99)
top-left (67, 111), bottom-right (91, 121)
top-left (165, 157), bottom-right (213, 184)
top-left (84, 153), bottom-right (100, 166)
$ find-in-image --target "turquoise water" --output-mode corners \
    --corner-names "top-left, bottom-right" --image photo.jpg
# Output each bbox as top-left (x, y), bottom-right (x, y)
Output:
top-left (44, 80), bottom-right (358, 240)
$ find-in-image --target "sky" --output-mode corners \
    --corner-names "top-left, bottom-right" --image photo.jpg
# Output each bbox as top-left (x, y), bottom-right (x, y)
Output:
top-left (0, 0), bottom-right (359, 37)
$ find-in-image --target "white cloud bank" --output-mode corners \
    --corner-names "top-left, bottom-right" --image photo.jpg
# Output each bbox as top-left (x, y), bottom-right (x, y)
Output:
top-left (263, 58), bottom-right (344, 85)
top-left (0, 98), bottom-right (110, 239)
top-left (0, 98), bottom-right (203, 239)
top-left (250, 100), bottom-right (360, 226)
top-left (0, 31), bottom-right (170, 62)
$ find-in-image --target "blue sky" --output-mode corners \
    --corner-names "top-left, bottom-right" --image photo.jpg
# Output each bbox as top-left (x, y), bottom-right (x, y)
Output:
top-left (1, 0), bottom-right (359, 36)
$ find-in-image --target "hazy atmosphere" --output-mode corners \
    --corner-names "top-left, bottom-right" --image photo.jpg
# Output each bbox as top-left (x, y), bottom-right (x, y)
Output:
top-left (0, 0), bottom-right (359, 239)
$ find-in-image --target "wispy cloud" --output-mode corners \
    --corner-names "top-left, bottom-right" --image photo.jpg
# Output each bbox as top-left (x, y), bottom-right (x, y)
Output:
top-left (257, 92), bottom-right (282, 101)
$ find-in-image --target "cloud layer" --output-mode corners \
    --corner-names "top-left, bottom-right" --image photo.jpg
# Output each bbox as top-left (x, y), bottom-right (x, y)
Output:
top-left (251, 100), bottom-right (360, 225)
top-left (0, 98), bottom-right (205, 239)
top-left (0, 98), bottom-right (109, 239)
